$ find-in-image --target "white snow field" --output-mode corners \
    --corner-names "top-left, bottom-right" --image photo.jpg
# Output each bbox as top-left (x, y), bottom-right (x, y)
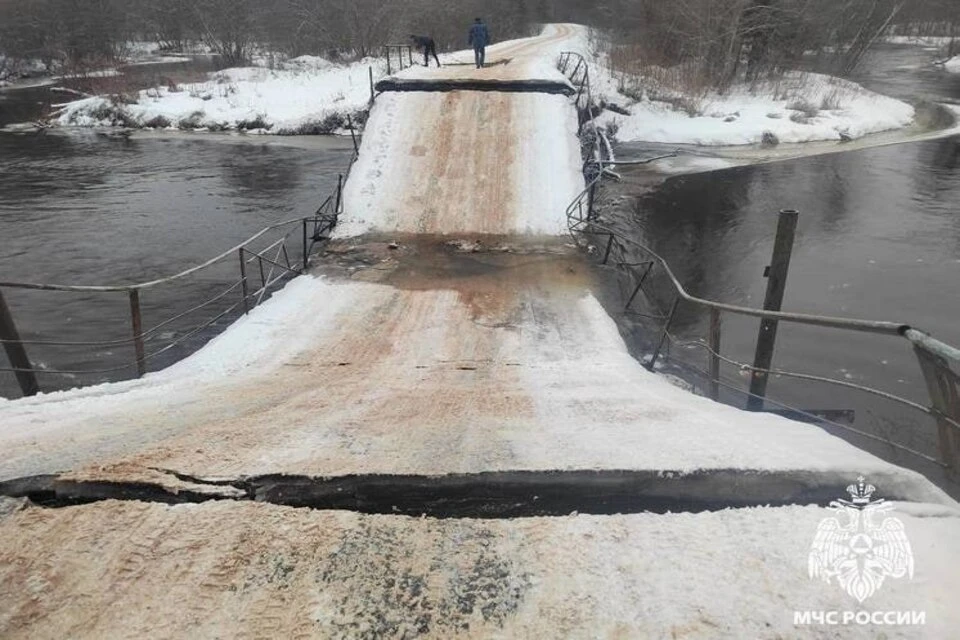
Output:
top-left (54, 54), bottom-right (384, 133)
top-left (594, 71), bottom-right (916, 145)
top-left (944, 56), bottom-right (960, 72)
top-left (2, 24), bottom-right (959, 639)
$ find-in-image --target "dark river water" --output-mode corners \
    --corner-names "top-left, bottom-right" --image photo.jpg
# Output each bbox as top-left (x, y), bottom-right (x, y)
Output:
top-left (610, 43), bottom-right (960, 481)
top-left (0, 131), bottom-right (354, 397)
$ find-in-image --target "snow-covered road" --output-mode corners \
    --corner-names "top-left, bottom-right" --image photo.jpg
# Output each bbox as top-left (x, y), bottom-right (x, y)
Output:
top-left (2, 25), bottom-right (958, 638)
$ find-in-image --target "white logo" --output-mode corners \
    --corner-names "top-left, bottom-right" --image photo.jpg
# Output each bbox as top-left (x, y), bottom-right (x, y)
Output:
top-left (808, 477), bottom-right (914, 603)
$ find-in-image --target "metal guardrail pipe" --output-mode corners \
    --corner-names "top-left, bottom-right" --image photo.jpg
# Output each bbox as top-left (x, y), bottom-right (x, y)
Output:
top-left (575, 216), bottom-right (909, 336)
top-left (904, 329), bottom-right (960, 363)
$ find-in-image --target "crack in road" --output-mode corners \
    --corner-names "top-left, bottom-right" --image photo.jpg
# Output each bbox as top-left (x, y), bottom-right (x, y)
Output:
top-left (0, 468), bottom-right (892, 518)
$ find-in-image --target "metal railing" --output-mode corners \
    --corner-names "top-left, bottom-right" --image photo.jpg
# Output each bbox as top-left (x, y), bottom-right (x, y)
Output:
top-left (559, 52), bottom-right (593, 132)
top-left (384, 44), bottom-right (415, 76)
top-left (0, 147), bottom-right (359, 396)
top-left (558, 53), bottom-right (960, 477)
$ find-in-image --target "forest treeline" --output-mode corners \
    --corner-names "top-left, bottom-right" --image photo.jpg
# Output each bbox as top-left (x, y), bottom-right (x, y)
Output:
top-left (1, 0), bottom-right (958, 84)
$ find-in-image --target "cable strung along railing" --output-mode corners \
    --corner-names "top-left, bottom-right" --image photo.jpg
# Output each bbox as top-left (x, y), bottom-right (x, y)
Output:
top-left (557, 52), bottom-right (960, 478)
top-left (0, 141), bottom-right (361, 398)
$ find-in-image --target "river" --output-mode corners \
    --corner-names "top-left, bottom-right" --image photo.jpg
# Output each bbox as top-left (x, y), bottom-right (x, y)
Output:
top-left (603, 42), bottom-right (960, 482)
top-left (0, 129), bottom-right (354, 397)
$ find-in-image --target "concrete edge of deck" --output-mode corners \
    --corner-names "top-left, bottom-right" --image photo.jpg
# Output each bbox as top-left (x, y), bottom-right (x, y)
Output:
top-left (375, 77), bottom-right (576, 96)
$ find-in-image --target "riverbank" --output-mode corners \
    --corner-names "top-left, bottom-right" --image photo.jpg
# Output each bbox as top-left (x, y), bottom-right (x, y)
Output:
top-left (52, 54), bottom-right (381, 134)
top-left (594, 70), bottom-right (917, 145)
top-left (568, 39), bottom-right (924, 146)
top-left (30, 23), bottom-right (941, 147)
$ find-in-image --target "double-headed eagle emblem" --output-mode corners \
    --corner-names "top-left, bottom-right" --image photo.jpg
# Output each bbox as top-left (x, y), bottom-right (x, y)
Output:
top-left (808, 476), bottom-right (914, 603)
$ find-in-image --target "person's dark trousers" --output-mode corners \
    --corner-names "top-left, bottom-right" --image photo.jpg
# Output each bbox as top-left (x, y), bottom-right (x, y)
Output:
top-left (474, 46), bottom-right (485, 68)
top-left (424, 43), bottom-right (441, 67)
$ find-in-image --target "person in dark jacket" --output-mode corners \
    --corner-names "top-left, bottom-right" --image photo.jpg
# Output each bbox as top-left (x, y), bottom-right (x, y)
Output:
top-left (410, 35), bottom-right (441, 68)
top-left (468, 18), bottom-right (490, 69)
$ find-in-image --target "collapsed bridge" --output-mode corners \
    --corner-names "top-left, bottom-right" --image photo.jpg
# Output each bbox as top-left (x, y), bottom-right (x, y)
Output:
top-left (1, 24), bottom-right (959, 639)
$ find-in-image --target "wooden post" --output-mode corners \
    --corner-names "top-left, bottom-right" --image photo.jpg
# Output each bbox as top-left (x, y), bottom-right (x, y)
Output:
top-left (408, 45), bottom-right (413, 68)
top-left (0, 289), bottom-right (39, 397)
top-left (386, 48), bottom-right (392, 76)
top-left (708, 307), bottom-right (722, 401)
top-left (747, 209), bottom-right (799, 410)
top-left (239, 248), bottom-right (250, 314)
top-left (368, 66), bottom-right (375, 104)
top-left (912, 343), bottom-right (960, 476)
top-left (128, 289), bottom-right (146, 377)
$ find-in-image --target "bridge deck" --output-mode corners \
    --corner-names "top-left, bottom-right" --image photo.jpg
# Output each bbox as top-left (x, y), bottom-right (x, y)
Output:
top-left (1, 24), bottom-right (958, 639)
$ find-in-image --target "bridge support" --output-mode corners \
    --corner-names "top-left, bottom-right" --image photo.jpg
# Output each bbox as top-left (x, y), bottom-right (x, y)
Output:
top-left (0, 289), bottom-right (39, 397)
top-left (747, 209), bottom-right (799, 410)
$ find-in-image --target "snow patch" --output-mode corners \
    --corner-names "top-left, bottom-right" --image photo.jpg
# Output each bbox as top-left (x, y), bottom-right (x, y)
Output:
top-left (595, 70), bottom-right (915, 146)
top-left (53, 56), bottom-right (385, 134)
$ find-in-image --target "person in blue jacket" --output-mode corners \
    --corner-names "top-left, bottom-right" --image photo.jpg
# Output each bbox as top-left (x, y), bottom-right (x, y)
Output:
top-left (469, 18), bottom-right (490, 69)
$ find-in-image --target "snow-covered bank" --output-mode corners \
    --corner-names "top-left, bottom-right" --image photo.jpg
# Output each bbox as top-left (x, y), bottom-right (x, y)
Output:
top-left (885, 35), bottom-right (958, 49)
top-left (0, 56), bottom-right (48, 88)
top-left (548, 30), bottom-right (918, 146)
top-left (54, 55), bottom-right (383, 134)
top-left (592, 67), bottom-right (915, 146)
top-left (942, 56), bottom-right (960, 72)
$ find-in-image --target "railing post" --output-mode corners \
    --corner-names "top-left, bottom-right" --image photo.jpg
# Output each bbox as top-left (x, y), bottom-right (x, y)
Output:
top-left (368, 66), bottom-right (375, 105)
top-left (128, 289), bottom-right (146, 377)
top-left (0, 289), bottom-right (39, 397)
top-left (912, 342), bottom-right (960, 476)
top-left (625, 262), bottom-right (654, 310)
top-left (302, 219), bottom-right (309, 271)
top-left (407, 45), bottom-right (413, 68)
top-left (347, 115), bottom-right (358, 155)
top-left (386, 47), bottom-right (392, 75)
top-left (708, 307), bottom-right (722, 401)
top-left (335, 174), bottom-right (344, 215)
top-left (587, 181), bottom-right (597, 220)
top-left (602, 233), bottom-right (615, 265)
top-left (239, 248), bottom-right (250, 314)
top-left (646, 296), bottom-right (681, 371)
top-left (747, 209), bottom-right (799, 410)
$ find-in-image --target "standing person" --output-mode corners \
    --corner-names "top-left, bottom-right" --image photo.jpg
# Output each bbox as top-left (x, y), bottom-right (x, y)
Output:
top-left (468, 17), bottom-right (490, 69)
top-left (409, 35), bottom-right (441, 68)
